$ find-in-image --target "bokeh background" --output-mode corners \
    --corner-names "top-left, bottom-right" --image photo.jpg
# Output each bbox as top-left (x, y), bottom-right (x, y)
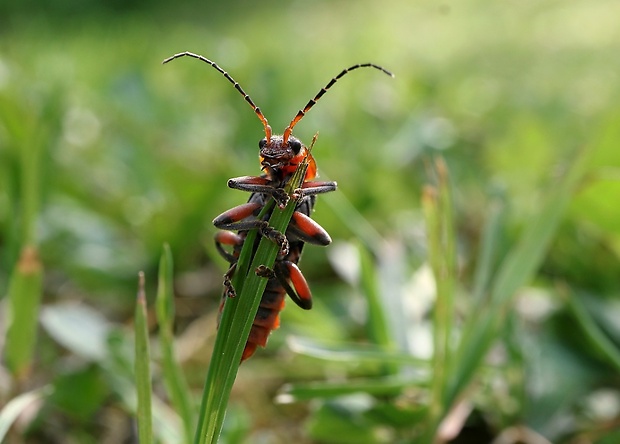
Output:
top-left (1, 0), bottom-right (620, 442)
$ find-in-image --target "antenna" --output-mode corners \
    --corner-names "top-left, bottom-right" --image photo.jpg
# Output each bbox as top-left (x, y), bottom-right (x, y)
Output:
top-left (282, 63), bottom-right (394, 143)
top-left (163, 51), bottom-right (273, 140)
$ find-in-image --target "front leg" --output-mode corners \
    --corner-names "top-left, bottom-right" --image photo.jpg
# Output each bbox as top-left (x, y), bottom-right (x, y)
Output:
top-left (228, 176), bottom-right (290, 208)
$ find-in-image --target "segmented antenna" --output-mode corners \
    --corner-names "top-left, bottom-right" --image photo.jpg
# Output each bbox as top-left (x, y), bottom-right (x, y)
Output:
top-left (163, 51), bottom-right (273, 140)
top-left (282, 63), bottom-right (394, 143)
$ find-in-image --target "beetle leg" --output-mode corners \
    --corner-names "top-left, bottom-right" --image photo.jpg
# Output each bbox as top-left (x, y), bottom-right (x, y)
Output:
top-left (255, 264), bottom-right (275, 278)
top-left (214, 231), bottom-right (244, 263)
top-left (227, 175), bottom-right (272, 193)
top-left (228, 176), bottom-right (290, 208)
top-left (274, 261), bottom-right (313, 310)
top-left (223, 263), bottom-right (237, 298)
top-left (259, 223), bottom-right (290, 256)
top-left (213, 202), bottom-right (262, 231)
top-left (287, 211), bottom-right (332, 246)
top-left (213, 203), bottom-right (289, 256)
top-left (292, 180), bottom-right (337, 200)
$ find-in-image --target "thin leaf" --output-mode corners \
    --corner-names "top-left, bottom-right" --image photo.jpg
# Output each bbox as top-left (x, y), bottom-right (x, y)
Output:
top-left (1, 96), bottom-right (45, 298)
top-left (358, 244), bottom-right (394, 350)
top-left (420, 157), bottom-right (457, 443)
top-left (135, 272), bottom-right (154, 444)
top-left (471, 194), bottom-right (507, 304)
top-left (156, 244), bottom-right (194, 443)
top-left (565, 289), bottom-right (620, 372)
top-left (106, 325), bottom-right (182, 443)
top-left (4, 245), bottom-right (44, 378)
top-left (194, 147), bottom-right (313, 444)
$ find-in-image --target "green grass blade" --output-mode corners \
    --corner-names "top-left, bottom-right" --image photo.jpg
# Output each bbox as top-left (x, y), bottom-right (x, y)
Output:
top-left (435, 158), bottom-right (457, 365)
top-left (210, 210), bottom-right (268, 359)
top-left (194, 152), bottom-right (312, 444)
top-left (358, 243), bottom-right (395, 352)
top-left (4, 246), bottom-right (44, 379)
top-left (471, 194), bottom-right (506, 304)
top-left (446, 145), bottom-right (595, 409)
top-left (18, 107), bottom-right (44, 247)
top-left (192, 208), bottom-right (270, 444)
top-left (420, 158), bottom-right (457, 442)
top-left (135, 272), bottom-right (154, 444)
top-left (156, 244), bottom-right (194, 443)
top-left (195, 208), bottom-right (291, 444)
top-left (3, 61), bottom-right (46, 380)
top-left (565, 290), bottom-right (620, 372)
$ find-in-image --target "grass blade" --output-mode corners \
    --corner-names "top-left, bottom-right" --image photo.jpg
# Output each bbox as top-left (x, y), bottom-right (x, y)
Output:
top-left (471, 194), bottom-right (506, 304)
top-left (156, 244), bottom-right (194, 443)
top-left (4, 246), bottom-right (44, 379)
top-left (3, 60), bottom-right (46, 380)
top-left (358, 243), bottom-right (395, 352)
top-left (135, 272), bottom-right (154, 444)
top-left (565, 289), bottom-right (620, 372)
top-left (420, 157), bottom-right (457, 442)
top-left (194, 148), bottom-right (313, 444)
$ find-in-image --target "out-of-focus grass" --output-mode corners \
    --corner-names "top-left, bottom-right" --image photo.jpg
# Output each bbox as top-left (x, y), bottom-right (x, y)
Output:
top-left (134, 272), bottom-right (154, 444)
top-left (156, 244), bottom-right (194, 443)
top-left (1, 0), bottom-right (620, 442)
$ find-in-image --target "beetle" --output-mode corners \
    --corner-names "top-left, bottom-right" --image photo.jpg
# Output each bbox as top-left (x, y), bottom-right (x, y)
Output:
top-left (163, 52), bottom-right (393, 360)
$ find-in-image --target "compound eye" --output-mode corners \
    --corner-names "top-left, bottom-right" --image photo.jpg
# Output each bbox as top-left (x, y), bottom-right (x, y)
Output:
top-left (289, 139), bottom-right (302, 154)
top-left (259, 138), bottom-right (267, 148)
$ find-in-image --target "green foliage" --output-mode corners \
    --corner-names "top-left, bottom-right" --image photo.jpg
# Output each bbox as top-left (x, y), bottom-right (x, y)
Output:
top-left (1, 0), bottom-right (620, 442)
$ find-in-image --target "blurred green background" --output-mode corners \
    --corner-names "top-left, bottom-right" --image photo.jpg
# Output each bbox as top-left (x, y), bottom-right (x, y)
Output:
top-left (1, 0), bottom-right (620, 442)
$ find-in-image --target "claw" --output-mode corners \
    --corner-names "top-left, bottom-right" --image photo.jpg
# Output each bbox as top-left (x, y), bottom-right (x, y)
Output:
top-left (292, 188), bottom-right (304, 201)
top-left (259, 222), bottom-right (290, 256)
top-left (255, 265), bottom-right (275, 278)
